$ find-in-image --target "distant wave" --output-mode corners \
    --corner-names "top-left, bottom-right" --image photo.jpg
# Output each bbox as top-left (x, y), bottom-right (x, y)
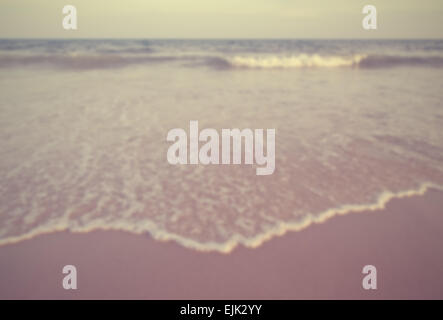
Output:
top-left (225, 54), bottom-right (366, 68)
top-left (221, 54), bottom-right (443, 69)
top-left (1, 53), bottom-right (443, 70)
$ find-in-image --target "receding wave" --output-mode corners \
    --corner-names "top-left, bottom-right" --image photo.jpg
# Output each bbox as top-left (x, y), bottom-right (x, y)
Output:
top-left (0, 183), bottom-right (442, 253)
top-left (2, 53), bottom-right (443, 70)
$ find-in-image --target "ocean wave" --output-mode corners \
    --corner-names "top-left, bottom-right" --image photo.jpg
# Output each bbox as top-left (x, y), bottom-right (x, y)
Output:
top-left (1, 53), bottom-right (443, 70)
top-left (222, 54), bottom-right (443, 69)
top-left (0, 183), bottom-right (442, 253)
top-left (226, 54), bottom-right (366, 68)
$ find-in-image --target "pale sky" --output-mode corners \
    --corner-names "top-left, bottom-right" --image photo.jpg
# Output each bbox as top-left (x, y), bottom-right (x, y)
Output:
top-left (0, 0), bottom-right (442, 39)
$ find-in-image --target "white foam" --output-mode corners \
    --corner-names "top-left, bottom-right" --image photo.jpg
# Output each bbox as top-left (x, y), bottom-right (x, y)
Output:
top-left (0, 182), bottom-right (442, 254)
top-left (228, 54), bottom-right (366, 69)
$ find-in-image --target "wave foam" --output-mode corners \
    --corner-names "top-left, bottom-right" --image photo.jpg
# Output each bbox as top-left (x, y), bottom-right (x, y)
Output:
top-left (0, 183), bottom-right (441, 253)
top-left (223, 54), bottom-right (443, 69)
top-left (228, 54), bottom-right (366, 69)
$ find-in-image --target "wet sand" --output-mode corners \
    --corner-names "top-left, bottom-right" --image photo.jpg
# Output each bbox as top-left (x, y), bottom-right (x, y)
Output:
top-left (0, 188), bottom-right (442, 300)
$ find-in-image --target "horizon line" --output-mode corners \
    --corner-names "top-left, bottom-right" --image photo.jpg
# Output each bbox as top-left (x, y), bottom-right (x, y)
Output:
top-left (1, 37), bottom-right (443, 41)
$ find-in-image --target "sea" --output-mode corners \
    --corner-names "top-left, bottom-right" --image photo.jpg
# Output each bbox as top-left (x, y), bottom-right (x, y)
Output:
top-left (1, 39), bottom-right (443, 252)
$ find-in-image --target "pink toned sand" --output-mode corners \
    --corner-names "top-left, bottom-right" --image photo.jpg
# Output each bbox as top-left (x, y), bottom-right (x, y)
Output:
top-left (0, 188), bottom-right (442, 300)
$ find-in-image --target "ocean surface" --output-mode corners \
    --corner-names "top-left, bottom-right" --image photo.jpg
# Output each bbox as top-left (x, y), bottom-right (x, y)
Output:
top-left (1, 39), bottom-right (443, 252)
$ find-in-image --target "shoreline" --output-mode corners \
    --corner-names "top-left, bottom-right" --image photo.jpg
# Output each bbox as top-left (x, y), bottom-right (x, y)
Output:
top-left (0, 182), bottom-right (442, 253)
top-left (1, 188), bottom-right (443, 299)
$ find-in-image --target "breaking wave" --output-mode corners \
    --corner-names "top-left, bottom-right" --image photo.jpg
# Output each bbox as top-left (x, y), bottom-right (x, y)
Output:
top-left (225, 54), bottom-right (366, 68)
top-left (1, 53), bottom-right (443, 70)
top-left (220, 54), bottom-right (443, 69)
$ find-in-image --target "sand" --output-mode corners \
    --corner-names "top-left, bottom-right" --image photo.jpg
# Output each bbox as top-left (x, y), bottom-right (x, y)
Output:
top-left (0, 188), bottom-right (442, 300)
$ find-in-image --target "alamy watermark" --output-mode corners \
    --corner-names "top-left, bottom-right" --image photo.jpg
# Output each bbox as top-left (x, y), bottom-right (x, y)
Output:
top-left (62, 5), bottom-right (377, 31)
top-left (166, 121), bottom-right (276, 176)
top-left (362, 5), bottom-right (377, 30)
top-left (62, 5), bottom-right (77, 30)
top-left (62, 265), bottom-right (77, 290)
top-left (362, 265), bottom-right (377, 290)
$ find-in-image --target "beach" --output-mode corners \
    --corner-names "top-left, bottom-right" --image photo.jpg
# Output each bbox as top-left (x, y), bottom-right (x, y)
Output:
top-left (1, 39), bottom-right (443, 299)
top-left (1, 188), bottom-right (442, 300)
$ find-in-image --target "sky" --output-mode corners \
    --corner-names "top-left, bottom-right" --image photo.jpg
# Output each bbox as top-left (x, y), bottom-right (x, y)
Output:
top-left (0, 0), bottom-right (442, 39)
